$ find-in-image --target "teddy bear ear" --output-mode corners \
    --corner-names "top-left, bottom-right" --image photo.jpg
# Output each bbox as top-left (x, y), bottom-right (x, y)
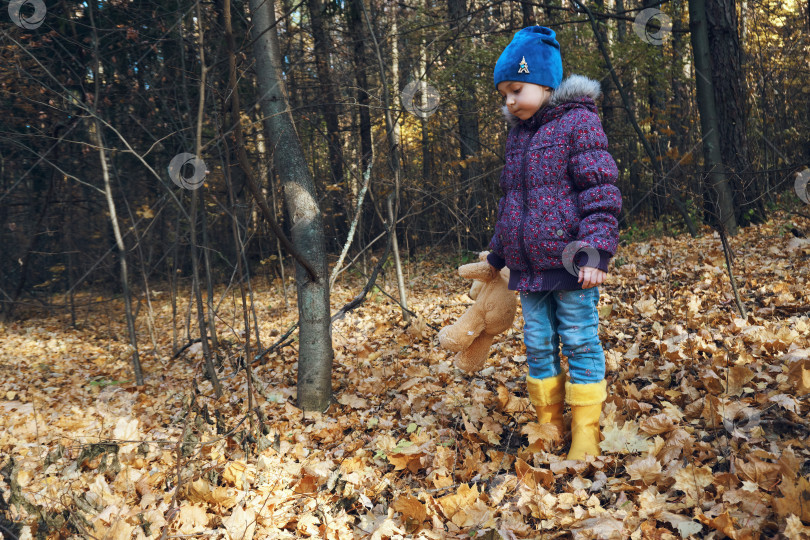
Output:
top-left (478, 251), bottom-right (489, 261)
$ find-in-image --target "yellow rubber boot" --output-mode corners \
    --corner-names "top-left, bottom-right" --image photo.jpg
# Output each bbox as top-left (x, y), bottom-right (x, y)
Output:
top-left (566, 380), bottom-right (607, 460)
top-left (526, 374), bottom-right (566, 450)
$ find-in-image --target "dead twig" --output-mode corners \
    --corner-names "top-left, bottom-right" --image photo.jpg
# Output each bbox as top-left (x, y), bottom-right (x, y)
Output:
top-left (172, 338), bottom-right (202, 360)
top-left (253, 323), bottom-right (298, 365)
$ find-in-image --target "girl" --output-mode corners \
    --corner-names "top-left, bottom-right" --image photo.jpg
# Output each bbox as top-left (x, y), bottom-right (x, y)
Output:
top-left (486, 26), bottom-right (622, 460)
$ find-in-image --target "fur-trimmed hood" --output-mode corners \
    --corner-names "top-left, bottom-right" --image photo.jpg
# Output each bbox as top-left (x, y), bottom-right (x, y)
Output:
top-left (502, 74), bottom-right (602, 127)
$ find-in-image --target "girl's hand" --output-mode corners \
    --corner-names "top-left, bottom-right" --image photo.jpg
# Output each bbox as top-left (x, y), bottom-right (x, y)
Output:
top-left (578, 266), bottom-right (606, 289)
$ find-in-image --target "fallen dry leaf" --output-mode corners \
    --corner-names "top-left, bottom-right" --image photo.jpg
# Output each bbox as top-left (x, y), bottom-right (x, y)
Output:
top-left (625, 455), bottom-right (663, 485)
top-left (774, 474), bottom-right (810, 522)
top-left (391, 495), bottom-right (426, 532)
top-left (223, 505), bottom-right (256, 540)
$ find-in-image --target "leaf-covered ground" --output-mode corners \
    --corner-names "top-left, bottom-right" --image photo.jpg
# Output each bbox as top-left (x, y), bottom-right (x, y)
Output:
top-left (2, 211), bottom-right (810, 540)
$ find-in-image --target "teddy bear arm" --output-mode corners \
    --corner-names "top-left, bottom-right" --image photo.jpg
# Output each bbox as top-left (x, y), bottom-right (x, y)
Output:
top-left (458, 261), bottom-right (496, 282)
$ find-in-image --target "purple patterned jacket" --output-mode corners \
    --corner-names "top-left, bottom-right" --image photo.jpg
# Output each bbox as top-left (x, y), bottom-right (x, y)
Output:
top-left (487, 75), bottom-right (622, 291)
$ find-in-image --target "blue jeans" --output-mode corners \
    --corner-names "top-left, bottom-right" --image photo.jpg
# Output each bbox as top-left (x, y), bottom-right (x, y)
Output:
top-left (521, 287), bottom-right (606, 384)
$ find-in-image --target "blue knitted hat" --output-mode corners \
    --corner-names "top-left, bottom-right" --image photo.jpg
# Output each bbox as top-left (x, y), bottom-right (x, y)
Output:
top-left (493, 26), bottom-right (563, 90)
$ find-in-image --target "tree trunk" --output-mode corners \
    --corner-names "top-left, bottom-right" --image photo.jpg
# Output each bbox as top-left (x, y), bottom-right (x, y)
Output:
top-left (170, 215), bottom-right (180, 356)
top-left (280, 0), bottom-right (302, 113)
top-left (199, 190), bottom-right (218, 348)
top-left (688, 0), bottom-right (738, 235)
top-left (248, 0), bottom-right (333, 411)
top-left (542, 0), bottom-right (559, 24)
top-left (87, 1), bottom-right (143, 386)
top-left (363, 0), bottom-right (411, 322)
top-left (615, 0), bottom-right (626, 41)
top-left (670, 0), bottom-right (694, 220)
top-left (447, 0), bottom-right (482, 248)
top-left (3, 164), bottom-right (56, 321)
top-left (346, 0), bottom-right (373, 174)
top-left (345, 0), bottom-right (373, 264)
top-left (307, 0), bottom-right (348, 243)
top-left (387, 195), bottom-right (408, 317)
top-left (706, 0), bottom-right (764, 226)
top-left (417, 0), bottom-right (433, 188)
top-left (520, 1), bottom-right (535, 26)
top-left (94, 121), bottom-right (143, 386)
top-left (644, 0), bottom-right (668, 220)
top-left (388, 3), bottom-right (410, 322)
top-left (594, 0), bottom-right (619, 199)
top-left (190, 1), bottom-right (223, 397)
top-left (219, 0), bottom-right (259, 423)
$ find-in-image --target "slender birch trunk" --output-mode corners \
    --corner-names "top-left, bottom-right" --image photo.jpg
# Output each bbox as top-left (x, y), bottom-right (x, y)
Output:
top-left (190, 2), bottom-right (223, 397)
top-left (93, 121), bottom-right (144, 386)
top-left (88, 2), bottom-right (142, 385)
top-left (366, 0), bottom-right (410, 322)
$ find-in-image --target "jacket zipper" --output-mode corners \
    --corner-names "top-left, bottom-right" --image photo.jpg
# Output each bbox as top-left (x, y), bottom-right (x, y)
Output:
top-left (518, 130), bottom-right (533, 283)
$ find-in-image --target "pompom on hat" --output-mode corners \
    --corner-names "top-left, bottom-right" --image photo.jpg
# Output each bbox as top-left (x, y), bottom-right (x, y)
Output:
top-left (493, 26), bottom-right (563, 90)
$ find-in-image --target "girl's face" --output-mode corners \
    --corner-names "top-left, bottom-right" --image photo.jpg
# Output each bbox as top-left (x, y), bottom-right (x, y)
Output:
top-left (497, 81), bottom-right (552, 120)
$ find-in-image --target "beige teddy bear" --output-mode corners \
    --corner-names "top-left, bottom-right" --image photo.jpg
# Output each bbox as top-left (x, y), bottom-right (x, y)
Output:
top-left (438, 252), bottom-right (517, 373)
